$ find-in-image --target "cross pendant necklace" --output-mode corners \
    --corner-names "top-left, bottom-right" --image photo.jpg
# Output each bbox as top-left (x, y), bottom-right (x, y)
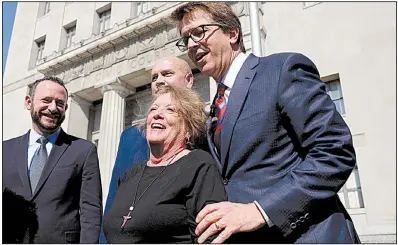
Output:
top-left (120, 153), bottom-right (179, 231)
top-left (120, 206), bottom-right (134, 229)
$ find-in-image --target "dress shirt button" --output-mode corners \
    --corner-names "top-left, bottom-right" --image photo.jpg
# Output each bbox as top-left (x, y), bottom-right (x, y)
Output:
top-left (222, 178), bottom-right (229, 185)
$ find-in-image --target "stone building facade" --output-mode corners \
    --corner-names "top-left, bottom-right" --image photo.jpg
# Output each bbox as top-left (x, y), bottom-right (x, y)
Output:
top-left (3, 2), bottom-right (396, 243)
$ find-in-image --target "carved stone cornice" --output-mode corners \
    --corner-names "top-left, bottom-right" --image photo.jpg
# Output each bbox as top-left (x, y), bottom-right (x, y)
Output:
top-left (35, 2), bottom-right (247, 78)
top-left (36, 2), bottom-right (182, 75)
top-left (69, 93), bottom-right (92, 107)
top-left (97, 78), bottom-right (135, 98)
top-left (3, 2), bottom-right (248, 96)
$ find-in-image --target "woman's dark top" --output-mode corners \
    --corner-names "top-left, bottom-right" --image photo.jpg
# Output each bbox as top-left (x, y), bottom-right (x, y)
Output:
top-left (103, 149), bottom-right (227, 243)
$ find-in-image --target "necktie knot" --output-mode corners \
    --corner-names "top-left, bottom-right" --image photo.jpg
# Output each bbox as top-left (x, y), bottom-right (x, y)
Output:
top-left (37, 137), bottom-right (49, 145)
top-left (217, 83), bottom-right (227, 96)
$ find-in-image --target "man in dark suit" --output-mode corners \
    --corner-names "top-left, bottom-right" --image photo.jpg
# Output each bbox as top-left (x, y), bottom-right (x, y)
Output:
top-left (99, 56), bottom-right (194, 243)
top-left (3, 77), bottom-right (102, 243)
top-left (3, 188), bottom-right (38, 243)
top-left (171, 2), bottom-right (360, 243)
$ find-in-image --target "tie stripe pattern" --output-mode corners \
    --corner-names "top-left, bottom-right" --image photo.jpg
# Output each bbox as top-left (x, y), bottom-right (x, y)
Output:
top-left (29, 137), bottom-right (49, 193)
top-left (213, 83), bottom-right (227, 149)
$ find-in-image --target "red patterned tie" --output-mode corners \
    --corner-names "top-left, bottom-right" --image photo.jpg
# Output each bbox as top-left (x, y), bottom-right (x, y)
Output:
top-left (213, 83), bottom-right (227, 149)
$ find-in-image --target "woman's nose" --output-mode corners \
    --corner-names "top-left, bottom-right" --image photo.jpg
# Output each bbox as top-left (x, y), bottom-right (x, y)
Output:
top-left (153, 109), bottom-right (165, 119)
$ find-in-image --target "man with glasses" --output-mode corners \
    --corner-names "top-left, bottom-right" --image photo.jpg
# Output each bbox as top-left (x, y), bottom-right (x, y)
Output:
top-left (171, 2), bottom-right (359, 243)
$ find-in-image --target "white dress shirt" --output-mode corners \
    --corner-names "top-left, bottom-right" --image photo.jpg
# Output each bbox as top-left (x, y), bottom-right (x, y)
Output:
top-left (28, 128), bottom-right (61, 170)
top-left (219, 52), bottom-right (274, 227)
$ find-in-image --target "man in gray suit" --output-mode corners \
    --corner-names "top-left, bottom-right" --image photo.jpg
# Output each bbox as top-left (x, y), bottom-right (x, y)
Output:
top-left (3, 77), bottom-right (102, 243)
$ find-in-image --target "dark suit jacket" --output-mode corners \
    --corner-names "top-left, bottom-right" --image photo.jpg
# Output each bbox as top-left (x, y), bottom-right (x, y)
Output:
top-left (207, 53), bottom-right (360, 243)
top-left (3, 129), bottom-right (103, 243)
top-left (3, 188), bottom-right (38, 243)
top-left (99, 126), bottom-right (149, 243)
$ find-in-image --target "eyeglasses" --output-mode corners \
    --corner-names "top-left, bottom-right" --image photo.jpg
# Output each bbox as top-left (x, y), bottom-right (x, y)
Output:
top-left (176, 24), bottom-right (225, 52)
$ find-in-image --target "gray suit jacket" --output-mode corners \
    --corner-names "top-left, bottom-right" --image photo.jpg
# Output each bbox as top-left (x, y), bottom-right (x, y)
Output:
top-left (3, 129), bottom-right (103, 243)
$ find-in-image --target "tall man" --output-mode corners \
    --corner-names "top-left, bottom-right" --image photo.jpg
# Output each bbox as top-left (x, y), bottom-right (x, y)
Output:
top-left (99, 56), bottom-right (194, 243)
top-left (3, 77), bottom-right (103, 243)
top-left (171, 2), bottom-right (360, 243)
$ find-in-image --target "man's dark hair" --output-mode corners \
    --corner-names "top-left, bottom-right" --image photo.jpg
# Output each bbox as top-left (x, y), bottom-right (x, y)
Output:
top-left (170, 2), bottom-right (246, 53)
top-left (3, 188), bottom-right (39, 243)
top-left (29, 76), bottom-right (68, 98)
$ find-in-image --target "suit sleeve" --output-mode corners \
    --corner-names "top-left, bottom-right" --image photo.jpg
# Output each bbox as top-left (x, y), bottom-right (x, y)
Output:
top-left (258, 53), bottom-right (356, 237)
top-left (100, 127), bottom-right (149, 243)
top-left (80, 144), bottom-right (103, 243)
top-left (103, 135), bottom-right (124, 216)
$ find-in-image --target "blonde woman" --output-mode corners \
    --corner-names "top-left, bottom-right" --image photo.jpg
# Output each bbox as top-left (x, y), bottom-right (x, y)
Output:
top-left (103, 85), bottom-right (226, 243)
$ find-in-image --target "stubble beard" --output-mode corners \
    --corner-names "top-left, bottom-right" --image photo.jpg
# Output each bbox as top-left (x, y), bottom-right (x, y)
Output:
top-left (31, 108), bottom-right (65, 135)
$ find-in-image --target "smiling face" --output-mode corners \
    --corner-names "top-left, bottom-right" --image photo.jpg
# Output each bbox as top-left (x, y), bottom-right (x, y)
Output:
top-left (180, 11), bottom-right (240, 82)
top-left (146, 93), bottom-right (188, 152)
top-left (25, 80), bottom-right (68, 136)
top-left (151, 57), bottom-right (193, 96)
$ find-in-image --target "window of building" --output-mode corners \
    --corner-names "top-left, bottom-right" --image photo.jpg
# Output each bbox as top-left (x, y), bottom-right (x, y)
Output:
top-left (37, 2), bottom-right (51, 18)
top-left (36, 40), bottom-right (45, 61)
top-left (44, 2), bottom-right (51, 14)
top-left (65, 25), bottom-right (76, 48)
top-left (88, 101), bottom-right (102, 145)
top-left (338, 166), bottom-right (365, 209)
top-left (303, 2), bottom-right (322, 8)
top-left (29, 36), bottom-right (46, 69)
top-left (99, 9), bottom-right (111, 33)
top-left (131, 2), bottom-right (139, 19)
top-left (325, 79), bottom-right (346, 115)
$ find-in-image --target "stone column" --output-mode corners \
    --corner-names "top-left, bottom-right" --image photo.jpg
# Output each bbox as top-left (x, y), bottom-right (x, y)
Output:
top-left (97, 83), bottom-right (132, 203)
top-left (62, 93), bottom-right (92, 139)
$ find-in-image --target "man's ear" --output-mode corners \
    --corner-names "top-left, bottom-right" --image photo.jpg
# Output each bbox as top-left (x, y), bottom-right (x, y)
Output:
top-left (64, 103), bottom-right (68, 112)
top-left (229, 27), bottom-right (240, 45)
top-left (25, 95), bottom-right (32, 110)
top-left (185, 73), bottom-right (194, 88)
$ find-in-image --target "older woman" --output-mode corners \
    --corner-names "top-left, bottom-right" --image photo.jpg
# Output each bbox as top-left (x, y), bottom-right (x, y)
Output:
top-left (103, 85), bottom-right (226, 243)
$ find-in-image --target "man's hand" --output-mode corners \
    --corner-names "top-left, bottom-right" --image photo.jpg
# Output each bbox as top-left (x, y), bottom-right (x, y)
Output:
top-left (195, 202), bottom-right (266, 243)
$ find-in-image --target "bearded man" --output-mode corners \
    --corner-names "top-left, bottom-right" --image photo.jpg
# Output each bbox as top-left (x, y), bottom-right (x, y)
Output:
top-left (3, 77), bottom-right (102, 243)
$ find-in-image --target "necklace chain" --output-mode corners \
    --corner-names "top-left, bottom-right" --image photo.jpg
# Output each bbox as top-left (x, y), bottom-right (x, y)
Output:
top-left (132, 154), bottom-right (178, 207)
top-left (120, 152), bottom-right (180, 230)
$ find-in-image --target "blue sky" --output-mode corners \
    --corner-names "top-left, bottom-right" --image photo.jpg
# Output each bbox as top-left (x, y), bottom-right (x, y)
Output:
top-left (3, 2), bottom-right (17, 75)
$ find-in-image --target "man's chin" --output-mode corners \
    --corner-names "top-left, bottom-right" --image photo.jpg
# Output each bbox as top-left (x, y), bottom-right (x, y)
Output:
top-left (200, 67), bottom-right (215, 79)
top-left (38, 122), bottom-right (59, 133)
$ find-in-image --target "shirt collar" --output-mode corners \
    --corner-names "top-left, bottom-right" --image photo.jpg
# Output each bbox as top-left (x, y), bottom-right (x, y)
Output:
top-left (220, 52), bottom-right (249, 89)
top-left (29, 127), bottom-right (61, 146)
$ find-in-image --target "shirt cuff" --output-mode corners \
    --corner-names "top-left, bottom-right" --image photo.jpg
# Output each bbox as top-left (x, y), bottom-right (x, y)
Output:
top-left (253, 200), bottom-right (274, 227)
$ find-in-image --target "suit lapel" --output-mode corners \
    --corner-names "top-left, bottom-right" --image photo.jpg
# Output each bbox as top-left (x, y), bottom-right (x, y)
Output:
top-left (206, 116), bottom-right (222, 169)
top-left (15, 131), bottom-right (32, 198)
top-left (221, 54), bottom-right (259, 173)
top-left (32, 129), bottom-right (69, 199)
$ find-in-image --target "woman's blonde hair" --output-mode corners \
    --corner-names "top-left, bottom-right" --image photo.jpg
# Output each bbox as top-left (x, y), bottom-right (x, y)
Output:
top-left (144, 85), bottom-right (207, 149)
